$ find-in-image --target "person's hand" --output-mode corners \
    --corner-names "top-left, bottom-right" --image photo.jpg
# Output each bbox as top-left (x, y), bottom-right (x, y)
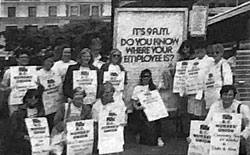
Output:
top-left (137, 105), bottom-right (145, 110)
top-left (186, 137), bottom-right (192, 144)
top-left (24, 135), bottom-right (30, 141)
top-left (55, 122), bottom-right (65, 133)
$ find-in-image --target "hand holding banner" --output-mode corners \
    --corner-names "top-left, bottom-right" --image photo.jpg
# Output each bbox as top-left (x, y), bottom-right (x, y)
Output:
top-left (137, 90), bottom-right (169, 121)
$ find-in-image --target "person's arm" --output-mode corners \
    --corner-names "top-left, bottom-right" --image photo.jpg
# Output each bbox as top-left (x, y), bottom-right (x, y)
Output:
top-left (222, 62), bottom-right (233, 85)
top-left (204, 103), bottom-right (216, 124)
top-left (53, 105), bottom-right (66, 133)
top-left (63, 66), bottom-right (74, 99)
top-left (1, 68), bottom-right (10, 87)
top-left (240, 104), bottom-right (250, 139)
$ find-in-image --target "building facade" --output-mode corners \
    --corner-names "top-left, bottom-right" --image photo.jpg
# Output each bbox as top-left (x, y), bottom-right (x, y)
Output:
top-left (0, 0), bottom-right (111, 32)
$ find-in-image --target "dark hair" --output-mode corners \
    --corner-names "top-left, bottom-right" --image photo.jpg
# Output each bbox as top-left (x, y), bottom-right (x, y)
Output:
top-left (73, 87), bottom-right (87, 98)
top-left (178, 40), bottom-right (194, 55)
top-left (42, 53), bottom-right (54, 62)
top-left (139, 69), bottom-right (157, 91)
top-left (110, 49), bottom-right (122, 64)
top-left (220, 85), bottom-right (237, 97)
top-left (193, 40), bottom-right (208, 50)
top-left (15, 48), bottom-right (30, 58)
top-left (98, 82), bottom-right (115, 97)
top-left (22, 85), bottom-right (44, 108)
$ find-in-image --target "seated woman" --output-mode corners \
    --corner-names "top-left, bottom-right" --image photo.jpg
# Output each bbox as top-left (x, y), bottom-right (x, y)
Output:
top-left (130, 69), bottom-right (164, 146)
top-left (51, 87), bottom-right (92, 155)
top-left (53, 87), bottom-right (92, 134)
top-left (205, 85), bottom-right (250, 155)
top-left (8, 85), bottom-right (44, 155)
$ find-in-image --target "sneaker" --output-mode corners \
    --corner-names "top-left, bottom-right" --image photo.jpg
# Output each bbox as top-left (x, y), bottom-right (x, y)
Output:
top-left (157, 137), bottom-right (164, 147)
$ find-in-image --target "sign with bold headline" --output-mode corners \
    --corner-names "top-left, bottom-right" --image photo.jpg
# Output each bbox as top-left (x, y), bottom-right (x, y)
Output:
top-left (114, 8), bottom-right (188, 103)
top-left (9, 66), bottom-right (38, 105)
top-left (209, 113), bottom-right (242, 155)
top-left (66, 120), bottom-right (94, 155)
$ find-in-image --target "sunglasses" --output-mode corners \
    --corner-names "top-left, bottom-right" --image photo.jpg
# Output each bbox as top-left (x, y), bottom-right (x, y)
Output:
top-left (112, 54), bottom-right (121, 57)
top-left (142, 75), bottom-right (150, 78)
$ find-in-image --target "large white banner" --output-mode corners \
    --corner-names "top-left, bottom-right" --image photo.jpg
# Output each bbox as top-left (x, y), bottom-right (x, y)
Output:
top-left (188, 121), bottom-right (211, 155)
top-left (25, 117), bottom-right (50, 155)
top-left (137, 90), bottom-right (169, 121)
top-left (9, 66), bottom-right (38, 105)
top-left (114, 8), bottom-right (188, 103)
top-left (209, 113), bottom-right (242, 155)
top-left (39, 74), bottom-right (61, 115)
top-left (66, 120), bottom-right (94, 155)
top-left (73, 70), bottom-right (97, 104)
top-left (98, 104), bottom-right (126, 154)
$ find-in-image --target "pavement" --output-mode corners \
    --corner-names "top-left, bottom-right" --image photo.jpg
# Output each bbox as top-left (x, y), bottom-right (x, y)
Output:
top-left (122, 138), bottom-right (188, 155)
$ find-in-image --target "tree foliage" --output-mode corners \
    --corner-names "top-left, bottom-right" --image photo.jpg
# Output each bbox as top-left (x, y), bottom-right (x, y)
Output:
top-left (4, 19), bottom-right (112, 59)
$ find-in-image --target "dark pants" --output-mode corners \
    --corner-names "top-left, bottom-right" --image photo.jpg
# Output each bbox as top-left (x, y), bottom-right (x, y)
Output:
top-left (46, 112), bottom-right (56, 133)
top-left (128, 110), bottom-right (158, 146)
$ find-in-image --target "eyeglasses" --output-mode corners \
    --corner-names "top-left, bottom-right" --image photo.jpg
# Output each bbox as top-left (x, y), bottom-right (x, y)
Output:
top-left (142, 75), bottom-right (150, 78)
top-left (112, 54), bottom-right (121, 57)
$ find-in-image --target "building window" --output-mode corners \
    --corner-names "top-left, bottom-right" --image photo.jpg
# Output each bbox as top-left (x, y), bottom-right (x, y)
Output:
top-left (8, 7), bottom-right (16, 17)
top-left (49, 6), bottom-right (57, 17)
top-left (28, 7), bottom-right (36, 17)
top-left (91, 6), bottom-right (99, 16)
top-left (5, 26), bottom-right (18, 31)
top-left (228, 3), bottom-right (236, 7)
top-left (70, 6), bottom-right (79, 16)
top-left (209, 2), bottom-right (216, 8)
top-left (80, 4), bottom-right (90, 16)
top-left (218, 3), bottom-right (226, 7)
top-left (24, 25), bottom-right (38, 32)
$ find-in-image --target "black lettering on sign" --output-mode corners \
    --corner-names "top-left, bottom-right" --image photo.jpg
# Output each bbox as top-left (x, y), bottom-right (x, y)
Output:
top-left (75, 122), bottom-right (85, 127)
top-left (223, 114), bottom-right (232, 120)
top-left (132, 28), bottom-right (169, 36)
top-left (121, 38), bottom-right (179, 46)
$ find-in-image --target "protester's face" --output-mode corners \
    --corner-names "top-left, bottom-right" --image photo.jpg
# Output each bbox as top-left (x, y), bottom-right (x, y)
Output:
top-left (141, 72), bottom-right (151, 85)
top-left (221, 90), bottom-right (235, 109)
top-left (43, 57), bottom-right (54, 70)
top-left (206, 45), bottom-right (214, 57)
top-left (16, 54), bottom-right (30, 66)
top-left (101, 85), bottom-right (114, 105)
top-left (90, 43), bottom-right (102, 56)
top-left (73, 91), bottom-right (84, 107)
top-left (182, 45), bottom-right (190, 54)
top-left (26, 95), bottom-right (38, 108)
top-left (111, 51), bottom-right (121, 65)
top-left (62, 48), bottom-right (71, 63)
top-left (194, 48), bottom-right (206, 59)
top-left (213, 47), bottom-right (223, 63)
top-left (81, 52), bottom-right (91, 65)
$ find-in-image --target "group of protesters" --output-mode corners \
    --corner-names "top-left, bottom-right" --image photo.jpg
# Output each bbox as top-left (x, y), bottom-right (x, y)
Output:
top-left (176, 39), bottom-right (250, 155)
top-left (0, 35), bottom-right (249, 155)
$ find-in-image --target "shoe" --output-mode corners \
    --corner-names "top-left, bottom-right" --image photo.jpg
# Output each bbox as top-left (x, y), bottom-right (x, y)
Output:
top-left (157, 137), bottom-right (164, 147)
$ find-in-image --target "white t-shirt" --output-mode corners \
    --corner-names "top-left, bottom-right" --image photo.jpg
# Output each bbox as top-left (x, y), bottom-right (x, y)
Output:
top-left (52, 60), bottom-right (76, 80)
top-left (205, 99), bottom-right (250, 139)
top-left (92, 98), bottom-right (126, 123)
top-left (131, 85), bottom-right (149, 101)
top-left (93, 55), bottom-right (105, 69)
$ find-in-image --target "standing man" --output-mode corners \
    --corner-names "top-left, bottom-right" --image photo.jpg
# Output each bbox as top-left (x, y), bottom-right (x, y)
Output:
top-left (1, 48), bottom-right (35, 115)
top-left (89, 37), bottom-right (107, 69)
top-left (52, 47), bottom-right (76, 81)
top-left (204, 43), bottom-right (233, 110)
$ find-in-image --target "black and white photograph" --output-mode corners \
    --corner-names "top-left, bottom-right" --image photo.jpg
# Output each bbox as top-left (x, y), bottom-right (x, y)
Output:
top-left (0, 0), bottom-right (250, 155)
